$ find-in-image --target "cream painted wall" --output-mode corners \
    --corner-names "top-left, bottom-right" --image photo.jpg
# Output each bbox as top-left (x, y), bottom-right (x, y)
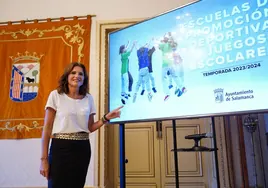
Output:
top-left (0, 0), bottom-right (194, 187)
top-left (0, 0), bottom-right (194, 21)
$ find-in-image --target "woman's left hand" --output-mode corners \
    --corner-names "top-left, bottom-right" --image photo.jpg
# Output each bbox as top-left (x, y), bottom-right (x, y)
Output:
top-left (106, 106), bottom-right (124, 120)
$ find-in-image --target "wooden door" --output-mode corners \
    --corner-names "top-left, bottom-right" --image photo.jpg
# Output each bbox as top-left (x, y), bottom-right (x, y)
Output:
top-left (113, 122), bottom-right (162, 188)
top-left (159, 118), bottom-right (212, 188)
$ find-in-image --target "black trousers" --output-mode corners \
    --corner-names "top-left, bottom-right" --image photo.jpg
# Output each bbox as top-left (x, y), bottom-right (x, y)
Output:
top-left (48, 138), bottom-right (91, 188)
top-left (128, 71), bottom-right (133, 92)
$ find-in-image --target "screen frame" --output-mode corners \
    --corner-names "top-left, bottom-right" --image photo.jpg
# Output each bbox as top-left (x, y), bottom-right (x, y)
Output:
top-left (108, 109), bottom-right (268, 124)
top-left (107, 0), bottom-right (268, 124)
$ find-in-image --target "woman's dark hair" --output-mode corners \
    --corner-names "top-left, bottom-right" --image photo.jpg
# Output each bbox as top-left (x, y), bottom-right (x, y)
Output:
top-left (57, 62), bottom-right (89, 96)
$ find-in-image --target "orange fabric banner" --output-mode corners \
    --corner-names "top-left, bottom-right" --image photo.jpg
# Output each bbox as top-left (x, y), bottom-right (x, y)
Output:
top-left (0, 17), bottom-right (91, 139)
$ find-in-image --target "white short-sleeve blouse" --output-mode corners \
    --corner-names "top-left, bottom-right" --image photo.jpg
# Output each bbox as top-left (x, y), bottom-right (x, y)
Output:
top-left (45, 90), bottom-right (96, 134)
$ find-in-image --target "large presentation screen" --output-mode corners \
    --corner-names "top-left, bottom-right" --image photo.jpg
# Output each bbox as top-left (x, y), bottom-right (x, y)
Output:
top-left (108, 0), bottom-right (268, 123)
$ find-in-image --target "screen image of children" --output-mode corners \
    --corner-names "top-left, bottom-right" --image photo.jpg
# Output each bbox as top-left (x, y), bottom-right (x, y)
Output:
top-left (140, 39), bottom-right (157, 96)
top-left (117, 32), bottom-right (186, 105)
top-left (132, 38), bottom-right (158, 103)
top-left (156, 32), bottom-right (186, 101)
top-left (119, 41), bottom-right (136, 105)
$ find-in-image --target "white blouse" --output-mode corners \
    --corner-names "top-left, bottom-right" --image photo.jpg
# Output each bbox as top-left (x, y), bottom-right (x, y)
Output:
top-left (45, 90), bottom-right (96, 134)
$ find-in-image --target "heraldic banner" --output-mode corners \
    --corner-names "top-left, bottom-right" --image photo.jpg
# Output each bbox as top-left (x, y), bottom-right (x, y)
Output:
top-left (0, 16), bottom-right (92, 139)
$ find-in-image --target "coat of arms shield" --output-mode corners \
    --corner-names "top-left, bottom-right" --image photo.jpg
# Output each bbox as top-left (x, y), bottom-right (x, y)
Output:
top-left (9, 52), bottom-right (42, 102)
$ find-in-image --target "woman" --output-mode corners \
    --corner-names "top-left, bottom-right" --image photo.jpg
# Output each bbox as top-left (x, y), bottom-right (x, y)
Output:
top-left (39, 62), bottom-right (122, 188)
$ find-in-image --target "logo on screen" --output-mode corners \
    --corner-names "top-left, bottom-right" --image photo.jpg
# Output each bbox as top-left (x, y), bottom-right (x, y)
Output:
top-left (214, 88), bottom-right (224, 103)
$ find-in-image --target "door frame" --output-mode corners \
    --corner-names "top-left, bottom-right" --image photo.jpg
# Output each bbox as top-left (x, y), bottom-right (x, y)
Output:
top-left (96, 18), bottom-right (145, 187)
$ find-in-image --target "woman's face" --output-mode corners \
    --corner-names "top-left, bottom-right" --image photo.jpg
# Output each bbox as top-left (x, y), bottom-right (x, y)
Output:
top-left (67, 66), bottom-right (84, 88)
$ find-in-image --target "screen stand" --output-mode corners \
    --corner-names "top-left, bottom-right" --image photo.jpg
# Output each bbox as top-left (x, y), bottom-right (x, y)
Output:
top-left (172, 119), bottom-right (180, 188)
top-left (119, 123), bottom-right (126, 188)
top-left (171, 118), bottom-right (220, 188)
top-left (211, 117), bottom-right (220, 188)
top-left (119, 118), bottom-right (219, 188)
